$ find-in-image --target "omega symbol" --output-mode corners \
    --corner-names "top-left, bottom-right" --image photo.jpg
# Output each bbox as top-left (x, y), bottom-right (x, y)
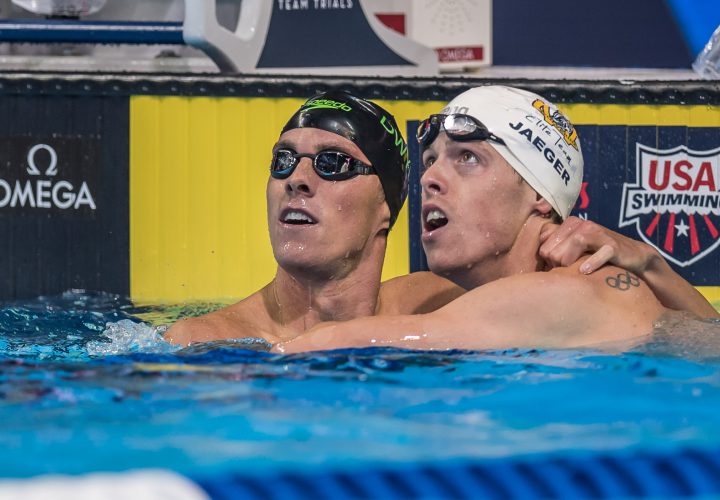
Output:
top-left (26, 144), bottom-right (58, 176)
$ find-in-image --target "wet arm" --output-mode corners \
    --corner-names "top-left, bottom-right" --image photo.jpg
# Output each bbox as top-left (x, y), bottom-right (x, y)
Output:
top-left (165, 314), bottom-right (274, 346)
top-left (540, 217), bottom-right (719, 318)
top-left (276, 274), bottom-right (590, 353)
top-left (164, 319), bottom-right (194, 346)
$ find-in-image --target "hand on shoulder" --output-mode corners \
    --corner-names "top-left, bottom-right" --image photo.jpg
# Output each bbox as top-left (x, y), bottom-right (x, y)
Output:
top-left (539, 216), bottom-right (658, 275)
top-left (539, 217), bottom-right (718, 317)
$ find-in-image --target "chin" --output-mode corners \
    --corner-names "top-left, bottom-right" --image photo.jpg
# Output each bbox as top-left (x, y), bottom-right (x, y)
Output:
top-left (273, 245), bottom-right (312, 266)
top-left (426, 253), bottom-right (475, 284)
top-left (426, 258), bottom-right (458, 280)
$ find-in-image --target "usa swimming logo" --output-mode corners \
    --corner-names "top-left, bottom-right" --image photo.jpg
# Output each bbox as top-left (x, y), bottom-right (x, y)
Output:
top-left (619, 143), bottom-right (720, 267)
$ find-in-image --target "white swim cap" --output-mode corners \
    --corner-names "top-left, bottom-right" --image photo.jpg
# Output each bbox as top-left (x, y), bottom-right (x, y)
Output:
top-left (441, 86), bottom-right (584, 219)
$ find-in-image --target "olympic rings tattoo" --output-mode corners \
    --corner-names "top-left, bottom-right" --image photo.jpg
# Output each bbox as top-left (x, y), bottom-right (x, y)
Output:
top-left (605, 271), bottom-right (640, 291)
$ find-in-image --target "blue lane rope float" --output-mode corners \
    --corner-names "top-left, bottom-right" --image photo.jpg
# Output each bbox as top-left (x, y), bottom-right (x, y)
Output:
top-left (193, 446), bottom-right (720, 499)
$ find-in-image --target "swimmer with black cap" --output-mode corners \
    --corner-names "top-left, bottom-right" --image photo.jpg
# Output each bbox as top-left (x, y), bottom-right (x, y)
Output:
top-left (166, 91), bottom-right (464, 347)
top-left (278, 86), bottom-right (716, 354)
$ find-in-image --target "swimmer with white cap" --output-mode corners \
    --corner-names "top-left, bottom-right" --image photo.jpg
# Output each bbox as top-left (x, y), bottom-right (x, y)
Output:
top-left (278, 86), bottom-right (717, 353)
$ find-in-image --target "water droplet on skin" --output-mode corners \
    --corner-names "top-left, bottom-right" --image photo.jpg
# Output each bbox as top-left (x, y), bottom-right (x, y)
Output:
top-left (485, 232), bottom-right (490, 238)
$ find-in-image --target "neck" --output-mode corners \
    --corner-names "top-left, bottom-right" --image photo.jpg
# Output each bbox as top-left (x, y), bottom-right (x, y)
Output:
top-left (264, 242), bottom-right (387, 340)
top-left (460, 217), bottom-right (551, 290)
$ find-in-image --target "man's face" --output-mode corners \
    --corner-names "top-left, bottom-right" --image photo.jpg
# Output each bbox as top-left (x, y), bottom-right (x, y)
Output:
top-left (267, 128), bottom-right (390, 279)
top-left (420, 133), bottom-right (539, 287)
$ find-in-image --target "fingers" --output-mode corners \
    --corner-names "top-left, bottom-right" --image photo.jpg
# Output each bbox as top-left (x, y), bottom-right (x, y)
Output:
top-left (579, 244), bottom-right (615, 274)
top-left (543, 233), bottom-right (589, 267)
top-left (540, 217), bottom-right (583, 253)
top-left (540, 217), bottom-right (657, 275)
top-left (539, 223), bottom-right (560, 246)
top-left (540, 217), bottom-right (621, 268)
top-left (539, 218), bottom-right (589, 268)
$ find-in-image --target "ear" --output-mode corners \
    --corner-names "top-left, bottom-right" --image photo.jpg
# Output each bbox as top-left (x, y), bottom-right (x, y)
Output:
top-left (532, 195), bottom-right (554, 218)
top-left (375, 200), bottom-right (392, 235)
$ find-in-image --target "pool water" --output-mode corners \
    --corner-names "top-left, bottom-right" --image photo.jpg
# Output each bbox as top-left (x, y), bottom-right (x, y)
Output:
top-left (1, 291), bottom-right (720, 497)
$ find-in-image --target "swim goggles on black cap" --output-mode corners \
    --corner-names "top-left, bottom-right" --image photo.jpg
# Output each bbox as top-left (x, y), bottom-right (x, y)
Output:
top-left (417, 114), bottom-right (506, 148)
top-left (270, 148), bottom-right (374, 180)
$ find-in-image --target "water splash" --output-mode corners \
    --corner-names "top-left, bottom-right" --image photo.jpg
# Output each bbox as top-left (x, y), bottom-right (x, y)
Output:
top-left (86, 320), bottom-right (179, 356)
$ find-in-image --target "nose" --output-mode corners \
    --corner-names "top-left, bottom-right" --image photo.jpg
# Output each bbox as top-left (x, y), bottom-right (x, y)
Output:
top-left (285, 157), bottom-right (316, 196)
top-left (420, 159), bottom-right (447, 197)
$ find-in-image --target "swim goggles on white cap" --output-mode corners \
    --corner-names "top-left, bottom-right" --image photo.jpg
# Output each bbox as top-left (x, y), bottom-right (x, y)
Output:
top-left (416, 114), bottom-right (505, 148)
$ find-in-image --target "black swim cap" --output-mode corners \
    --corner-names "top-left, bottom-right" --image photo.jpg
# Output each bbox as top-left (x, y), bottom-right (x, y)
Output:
top-left (281, 90), bottom-right (410, 228)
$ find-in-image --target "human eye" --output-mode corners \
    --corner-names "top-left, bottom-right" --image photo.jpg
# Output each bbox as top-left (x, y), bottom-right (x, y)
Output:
top-left (459, 150), bottom-right (480, 164)
top-left (420, 154), bottom-right (435, 175)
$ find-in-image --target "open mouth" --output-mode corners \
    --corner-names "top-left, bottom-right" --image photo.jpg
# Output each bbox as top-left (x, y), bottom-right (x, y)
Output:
top-left (424, 208), bottom-right (448, 231)
top-left (281, 209), bottom-right (317, 225)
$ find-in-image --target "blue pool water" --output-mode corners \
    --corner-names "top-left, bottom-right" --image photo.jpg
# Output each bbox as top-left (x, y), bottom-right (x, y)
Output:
top-left (1, 291), bottom-right (720, 498)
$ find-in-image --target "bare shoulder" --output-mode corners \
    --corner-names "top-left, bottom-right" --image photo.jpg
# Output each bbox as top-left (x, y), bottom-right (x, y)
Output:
top-left (164, 292), bottom-right (272, 346)
top-left (551, 259), bottom-right (663, 305)
top-left (379, 272), bottom-right (466, 314)
top-left (426, 265), bottom-right (666, 349)
top-left (545, 260), bottom-right (666, 342)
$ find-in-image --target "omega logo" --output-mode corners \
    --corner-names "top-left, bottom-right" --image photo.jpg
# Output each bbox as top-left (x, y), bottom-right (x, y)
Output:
top-left (0, 143), bottom-right (96, 210)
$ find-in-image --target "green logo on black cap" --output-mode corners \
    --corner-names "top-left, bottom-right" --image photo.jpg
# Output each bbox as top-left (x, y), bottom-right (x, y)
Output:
top-left (380, 115), bottom-right (409, 169)
top-left (303, 99), bottom-right (352, 112)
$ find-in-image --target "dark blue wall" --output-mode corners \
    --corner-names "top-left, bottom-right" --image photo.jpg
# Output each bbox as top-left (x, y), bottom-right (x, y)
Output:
top-left (493, 0), bottom-right (720, 68)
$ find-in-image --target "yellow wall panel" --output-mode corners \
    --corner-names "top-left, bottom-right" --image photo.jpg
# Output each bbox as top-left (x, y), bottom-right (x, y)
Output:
top-left (698, 286), bottom-right (720, 305)
top-left (376, 99), bottom-right (445, 280)
top-left (561, 103), bottom-right (718, 126)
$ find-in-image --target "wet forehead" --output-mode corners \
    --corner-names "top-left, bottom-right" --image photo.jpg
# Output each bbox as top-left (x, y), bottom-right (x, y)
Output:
top-left (424, 132), bottom-right (504, 160)
top-left (275, 128), bottom-right (371, 164)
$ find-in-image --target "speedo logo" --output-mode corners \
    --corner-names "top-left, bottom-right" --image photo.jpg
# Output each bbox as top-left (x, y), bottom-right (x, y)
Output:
top-left (532, 99), bottom-right (579, 151)
top-left (302, 99), bottom-right (352, 112)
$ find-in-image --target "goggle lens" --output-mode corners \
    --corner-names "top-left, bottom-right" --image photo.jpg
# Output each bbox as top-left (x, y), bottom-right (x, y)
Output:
top-left (443, 114), bottom-right (480, 136)
top-left (271, 149), bottom-right (373, 180)
top-left (416, 114), bottom-right (505, 148)
top-left (316, 151), bottom-right (350, 175)
top-left (272, 150), bottom-right (296, 173)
